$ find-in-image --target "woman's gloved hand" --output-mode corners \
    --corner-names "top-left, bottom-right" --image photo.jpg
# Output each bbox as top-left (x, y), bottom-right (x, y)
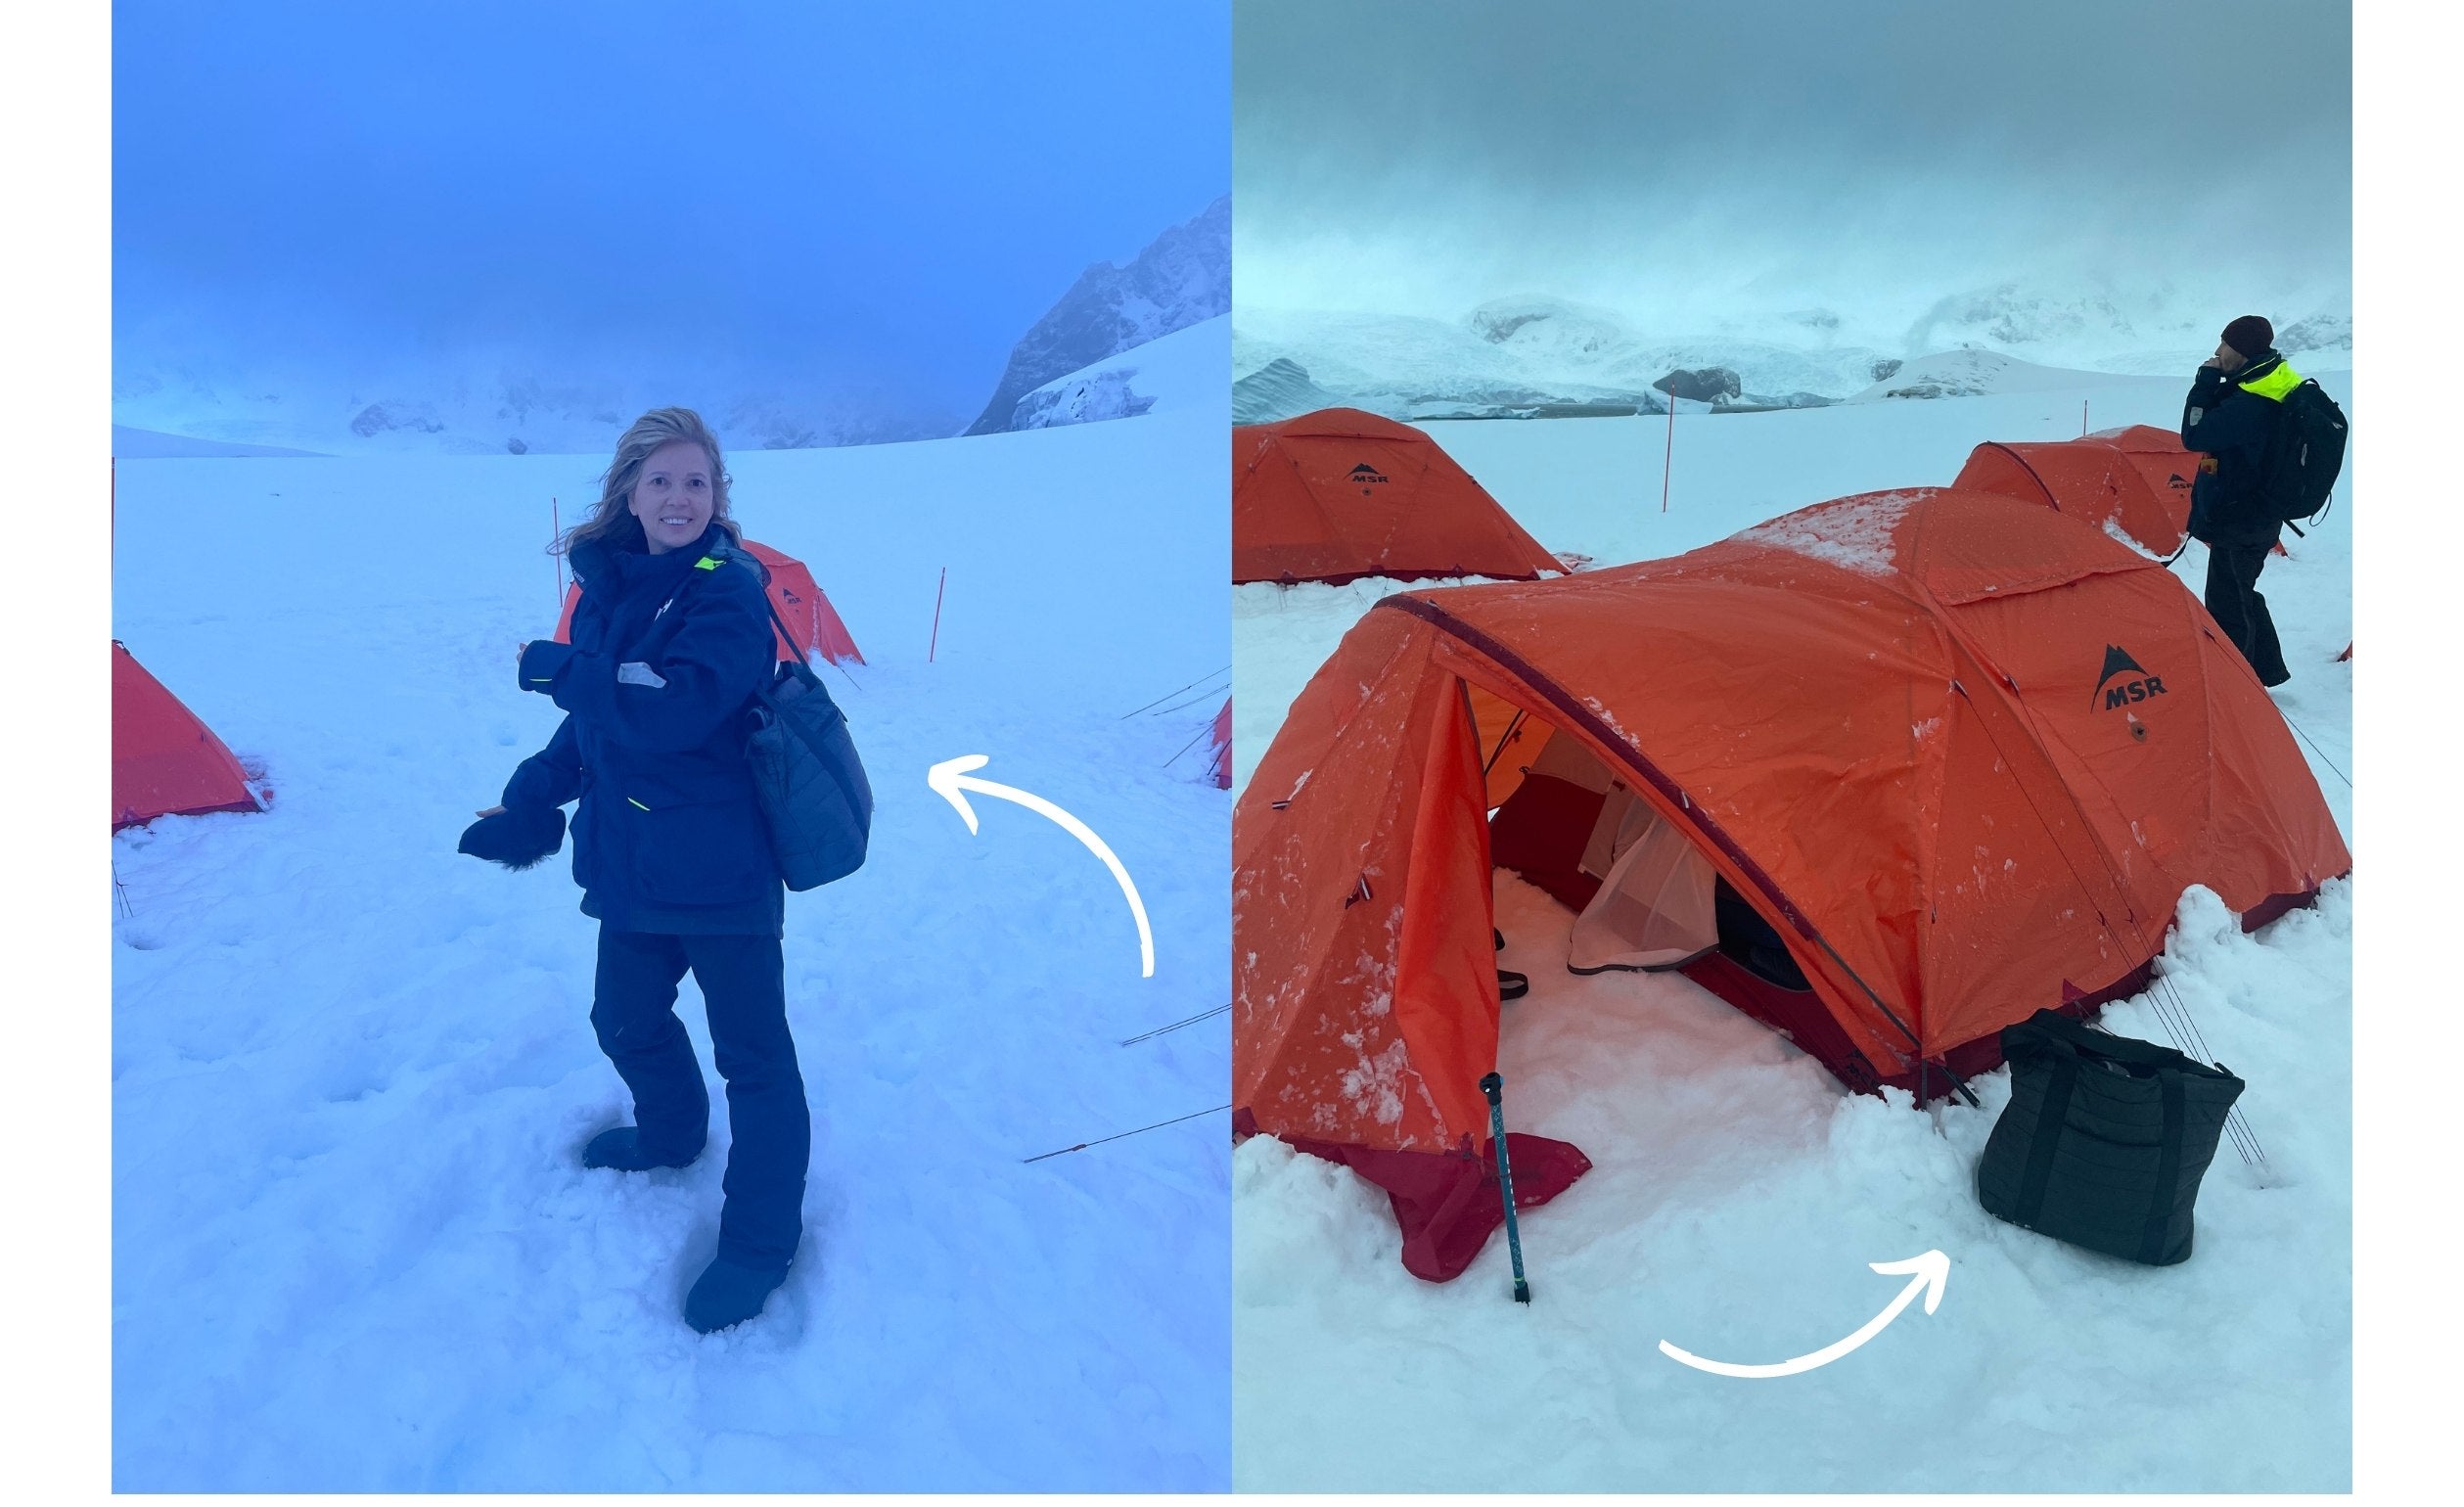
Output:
top-left (458, 802), bottom-right (567, 870)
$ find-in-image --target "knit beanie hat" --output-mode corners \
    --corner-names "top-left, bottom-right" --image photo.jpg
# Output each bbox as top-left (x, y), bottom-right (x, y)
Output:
top-left (2221, 314), bottom-right (2274, 360)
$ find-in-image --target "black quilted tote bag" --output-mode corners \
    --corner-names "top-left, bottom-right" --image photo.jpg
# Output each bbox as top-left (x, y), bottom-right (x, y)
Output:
top-left (744, 602), bottom-right (873, 890)
top-left (1976, 1009), bottom-right (2245, 1265)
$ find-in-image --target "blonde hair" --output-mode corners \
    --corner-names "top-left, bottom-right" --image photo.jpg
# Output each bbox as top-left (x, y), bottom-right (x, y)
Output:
top-left (556, 406), bottom-right (744, 556)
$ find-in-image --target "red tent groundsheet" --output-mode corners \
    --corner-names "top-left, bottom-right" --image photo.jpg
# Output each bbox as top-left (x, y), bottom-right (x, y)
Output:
top-left (1952, 424), bottom-right (2199, 557)
top-left (1234, 407), bottom-right (1561, 585)
top-left (555, 537), bottom-right (863, 664)
top-left (1233, 487), bottom-right (2349, 1282)
top-left (114, 642), bottom-right (261, 829)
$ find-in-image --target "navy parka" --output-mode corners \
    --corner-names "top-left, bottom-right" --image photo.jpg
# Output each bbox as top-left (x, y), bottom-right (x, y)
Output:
top-left (504, 522), bottom-right (785, 935)
top-left (2181, 350), bottom-right (2295, 548)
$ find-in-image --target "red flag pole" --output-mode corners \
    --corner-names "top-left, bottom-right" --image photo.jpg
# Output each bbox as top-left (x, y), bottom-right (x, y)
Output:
top-left (929, 566), bottom-right (947, 662)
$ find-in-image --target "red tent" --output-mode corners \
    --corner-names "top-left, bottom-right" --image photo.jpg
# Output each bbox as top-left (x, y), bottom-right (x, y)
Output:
top-left (1952, 424), bottom-right (2197, 558)
top-left (555, 537), bottom-right (863, 664)
top-left (1234, 408), bottom-right (1561, 585)
top-left (1235, 487), bottom-right (2348, 1280)
top-left (114, 642), bottom-right (261, 830)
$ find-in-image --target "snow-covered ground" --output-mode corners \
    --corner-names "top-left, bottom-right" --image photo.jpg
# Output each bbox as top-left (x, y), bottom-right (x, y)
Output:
top-left (112, 408), bottom-right (1230, 1491)
top-left (1011, 314), bottom-right (1228, 430)
top-left (1232, 369), bottom-right (2354, 1492)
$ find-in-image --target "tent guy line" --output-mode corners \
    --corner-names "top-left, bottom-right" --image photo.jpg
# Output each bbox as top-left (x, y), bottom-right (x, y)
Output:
top-left (1023, 1104), bottom-right (1232, 1164)
top-left (2281, 710), bottom-right (2350, 788)
top-left (1120, 1003), bottom-right (1230, 1047)
top-left (1120, 664), bottom-right (1232, 718)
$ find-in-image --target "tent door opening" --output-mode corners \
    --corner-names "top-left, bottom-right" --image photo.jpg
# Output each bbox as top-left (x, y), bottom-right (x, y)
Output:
top-left (1476, 698), bottom-right (1720, 976)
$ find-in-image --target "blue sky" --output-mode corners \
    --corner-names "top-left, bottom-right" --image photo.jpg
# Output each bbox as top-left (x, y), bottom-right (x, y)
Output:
top-left (114, 0), bottom-right (1228, 424)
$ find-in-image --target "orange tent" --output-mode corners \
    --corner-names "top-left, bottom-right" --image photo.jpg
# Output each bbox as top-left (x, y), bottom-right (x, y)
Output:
top-left (1234, 487), bottom-right (2348, 1280)
top-left (114, 642), bottom-right (262, 830)
top-left (1234, 407), bottom-right (1562, 585)
top-left (555, 538), bottom-right (863, 664)
top-left (1952, 424), bottom-right (2198, 558)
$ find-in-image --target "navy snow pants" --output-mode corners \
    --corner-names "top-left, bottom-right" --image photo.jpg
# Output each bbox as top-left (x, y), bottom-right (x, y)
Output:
top-left (590, 927), bottom-right (810, 1274)
top-left (2205, 542), bottom-right (2291, 687)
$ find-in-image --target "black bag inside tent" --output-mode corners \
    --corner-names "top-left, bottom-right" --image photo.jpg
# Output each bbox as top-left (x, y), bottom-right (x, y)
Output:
top-left (1976, 1010), bottom-right (2245, 1265)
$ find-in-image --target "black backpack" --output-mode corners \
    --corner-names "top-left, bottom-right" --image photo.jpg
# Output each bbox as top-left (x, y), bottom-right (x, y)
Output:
top-left (1975, 1010), bottom-right (2244, 1265)
top-left (744, 596), bottom-right (874, 890)
top-left (2256, 378), bottom-right (2348, 525)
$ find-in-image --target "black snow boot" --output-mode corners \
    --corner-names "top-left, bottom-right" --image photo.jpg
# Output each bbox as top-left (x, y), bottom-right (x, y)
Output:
top-left (685, 1257), bottom-right (789, 1334)
top-left (580, 1125), bottom-right (701, 1171)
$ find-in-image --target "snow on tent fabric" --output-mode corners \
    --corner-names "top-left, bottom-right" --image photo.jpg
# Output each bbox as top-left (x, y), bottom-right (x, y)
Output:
top-left (554, 538), bottom-right (864, 665)
top-left (1233, 407), bottom-right (1562, 585)
top-left (114, 641), bottom-right (262, 829)
top-left (1952, 424), bottom-right (2200, 557)
top-left (1232, 487), bottom-right (2350, 1282)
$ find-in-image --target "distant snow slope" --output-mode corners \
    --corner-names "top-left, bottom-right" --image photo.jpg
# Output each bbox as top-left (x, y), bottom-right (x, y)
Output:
top-left (1844, 347), bottom-right (2153, 402)
top-left (963, 196), bottom-right (1231, 436)
top-left (1009, 314), bottom-right (1228, 431)
top-left (1230, 357), bottom-right (1345, 425)
top-left (112, 425), bottom-right (327, 459)
top-left (112, 368), bottom-right (950, 459)
top-left (1234, 284), bottom-right (2352, 424)
top-left (113, 408), bottom-right (1230, 1491)
top-left (1232, 368), bottom-right (2353, 1493)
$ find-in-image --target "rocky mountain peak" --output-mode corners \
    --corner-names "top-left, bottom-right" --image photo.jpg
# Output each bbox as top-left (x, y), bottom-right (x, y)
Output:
top-left (962, 195), bottom-right (1231, 436)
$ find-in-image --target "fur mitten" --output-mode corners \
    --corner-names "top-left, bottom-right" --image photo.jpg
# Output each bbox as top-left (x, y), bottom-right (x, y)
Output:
top-left (458, 804), bottom-right (567, 870)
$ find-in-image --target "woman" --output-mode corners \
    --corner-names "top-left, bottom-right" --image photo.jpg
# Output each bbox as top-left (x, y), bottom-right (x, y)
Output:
top-left (469, 406), bottom-right (806, 1335)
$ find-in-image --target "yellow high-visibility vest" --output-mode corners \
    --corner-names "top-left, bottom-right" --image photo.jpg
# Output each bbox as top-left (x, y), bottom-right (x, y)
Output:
top-left (2237, 360), bottom-right (2304, 402)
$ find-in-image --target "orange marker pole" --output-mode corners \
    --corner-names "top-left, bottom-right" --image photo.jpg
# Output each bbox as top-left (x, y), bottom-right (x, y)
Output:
top-left (1661, 388), bottom-right (1677, 514)
top-left (929, 566), bottom-right (947, 662)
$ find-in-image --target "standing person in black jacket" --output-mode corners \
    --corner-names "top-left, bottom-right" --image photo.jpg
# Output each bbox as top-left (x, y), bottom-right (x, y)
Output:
top-left (2182, 313), bottom-right (2303, 687)
top-left (467, 406), bottom-right (807, 1334)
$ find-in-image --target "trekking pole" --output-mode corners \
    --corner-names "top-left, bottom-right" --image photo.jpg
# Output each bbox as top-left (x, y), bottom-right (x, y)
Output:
top-left (551, 497), bottom-right (565, 607)
top-left (1479, 1072), bottom-right (1532, 1303)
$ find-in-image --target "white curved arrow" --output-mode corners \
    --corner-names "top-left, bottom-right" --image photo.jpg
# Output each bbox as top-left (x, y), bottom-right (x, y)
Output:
top-left (927, 754), bottom-right (1155, 978)
top-left (1659, 1250), bottom-right (1948, 1379)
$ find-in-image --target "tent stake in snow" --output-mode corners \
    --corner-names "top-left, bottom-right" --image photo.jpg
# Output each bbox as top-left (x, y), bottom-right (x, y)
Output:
top-left (1479, 1071), bottom-right (1532, 1303)
top-left (929, 566), bottom-right (946, 662)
